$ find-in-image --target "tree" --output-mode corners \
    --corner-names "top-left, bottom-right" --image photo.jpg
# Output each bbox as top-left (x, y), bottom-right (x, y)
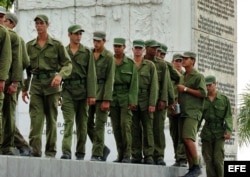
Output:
top-left (0, 0), bottom-right (15, 10)
top-left (238, 83), bottom-right (250, 146)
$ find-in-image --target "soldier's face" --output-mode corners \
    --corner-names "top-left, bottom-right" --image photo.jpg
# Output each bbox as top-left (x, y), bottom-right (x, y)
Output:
top-left (206, 82), bottom-right (216, 93)
top-left (93, 39), bottom-right (105, 50)
top-left (132, 47), bottom-right (144, 57)
top-left (182, 57), bottom-right (195, 67)
top-left (113, 45), bottom-right (125, 55)
top-left (0, 13), bottom-right (5, 24)
top-left (69, 31), bottom-right (82, 44)
top-left (3, 18), bottom-right (14, 29)
top-left (172, 59), bottom-right (183, 71)
top-left (35, 19), bottom-right (48, 34)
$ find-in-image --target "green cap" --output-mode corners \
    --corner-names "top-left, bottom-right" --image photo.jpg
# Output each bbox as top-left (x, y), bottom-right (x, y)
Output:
top-left (93, 31), bottom-right (106, 40)
top-left (172, 54), bottom-right (183, 61)
top-left (0, 6), bottom-right (6, 14)
top-left (160, 44), bottom-right (168, 54)
top-left (5, 12), bottom-right (18, 24)
top-left (34, 14), bottom-right (49, 22)
top-left (182, 51), bottom-right (196, 59)
top-left (113, 38), bottom-right (126, 45)
top-left (145, 39), bottom-right (160, 47)
top-left (133, 39), bottom-right (145, 47)
top-left (68, 24), bottom-right (84, 33)
top-left (205, 75), bottom-right (216, 85)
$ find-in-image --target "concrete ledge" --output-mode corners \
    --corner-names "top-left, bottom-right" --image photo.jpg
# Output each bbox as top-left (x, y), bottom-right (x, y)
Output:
top-left (0, 156), bottom-right (206, 177)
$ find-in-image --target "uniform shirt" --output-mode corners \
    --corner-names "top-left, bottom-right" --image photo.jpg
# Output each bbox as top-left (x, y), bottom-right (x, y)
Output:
top-left (179, 69), bottom-right (207, 120)
top-left (165, 61), bottom-right (178, 104)
top-left (200, 92), bottom-right (233, 140)
top-left (137, 59), bottom-right (158, 111)
top-left (92, 48), bottom-right (115, 101)
top-left (20, 37), bottom-right (30, 70)
top-left (62, 44), bottom-right (96, 100)
top-left (111, 55), bottom-right (138, 107)
top-left (26, 35), bottom-right (72, 95)
top-left (0, 25), bottom-right (12, 81)
top-left (6, 28), bottom-right (23, 84)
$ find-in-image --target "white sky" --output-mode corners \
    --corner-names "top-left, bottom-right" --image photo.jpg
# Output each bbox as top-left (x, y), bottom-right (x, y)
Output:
top-left (237, 0), bottom-right (250, 160)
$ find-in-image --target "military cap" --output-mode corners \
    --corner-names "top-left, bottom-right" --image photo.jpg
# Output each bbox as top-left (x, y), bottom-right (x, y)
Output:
top-left (172, 54), bottom-right (183, 61)
top-left (5, 12), bottom-right (18, 24)
top-left (133, 39), bottom-right (145, 47)
top-left (113, 38), bottom-right (126, 45)
top-left (205, 75), bottom-right (216, 85)
top-left (182, 51), bottom-right (196, 59)
top-left (93, 31), bottom-right (106, 40)
top-left (0, 6), bottom-right (6, 15)
top-left (34, 14), bottom-right (49, 22)
top-left (160, 44), bottom-right (168, 54)
top-left (145, 39), bottom-right (160, 47)
top-left (68, 24), bottom-right (84, 33)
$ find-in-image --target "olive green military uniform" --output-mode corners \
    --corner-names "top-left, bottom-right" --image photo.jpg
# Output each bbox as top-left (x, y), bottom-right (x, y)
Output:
top-left (110, 54), bottom-right (138, 161)
top-left (146, 56), bottom-right (171, 163)
top-left (2, 28), bottom-right (23, 154)
top-left (131, 59), bottom-right (158, 163)
top-left (0, 25), bottom-right (12, 149)
top-left (201, 92), bottom-right (232, 177)
top-left (26, 35), bottom-right (72, 157)
top-left (87, 47), bottom-right (115, 157)
top-left (61, 43), bottom-right (96, 159)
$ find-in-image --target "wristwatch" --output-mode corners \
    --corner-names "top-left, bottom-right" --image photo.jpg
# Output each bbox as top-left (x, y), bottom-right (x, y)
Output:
top-left (184, 87), bottom-right (188, 92)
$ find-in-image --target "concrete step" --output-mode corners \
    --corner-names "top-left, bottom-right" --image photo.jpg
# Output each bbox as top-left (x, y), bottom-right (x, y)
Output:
top-left (0, 155), bottom-right (206, 177)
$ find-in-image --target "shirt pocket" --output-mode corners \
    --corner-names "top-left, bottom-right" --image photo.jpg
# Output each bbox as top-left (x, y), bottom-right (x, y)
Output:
top-left (121, 70), bottom-right (132, 83)
top-left (140, 72), bottom-right (150, 87)
top-left (44, 51), bottom-right (58, 70)
top-left (29, 53), bottom-right (38, 68)
top-left (214, 104), bottom-right (225, 119)
top-left (97, 64), bottom-right (107, 79)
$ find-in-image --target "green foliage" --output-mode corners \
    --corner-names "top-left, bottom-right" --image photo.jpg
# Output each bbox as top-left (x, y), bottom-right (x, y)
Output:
top-left (0, 0), bottom-right (15, 10)
top-left (238, 83), bottom-right (250, 146)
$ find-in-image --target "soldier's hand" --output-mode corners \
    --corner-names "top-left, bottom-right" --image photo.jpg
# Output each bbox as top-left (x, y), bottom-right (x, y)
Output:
top-left (101, 100), bottom-right (110, 111)
top-left (51, 75), bottom-right (62, 88)
top-left (0, 80), bottom-right (5, 92)
top-left (168, 104), bottom-right (175, 115)
top-left (177, 84), bottom-right (185, 92)
top-left (7, 83), bottom-right (18, 95)
top-left (58, 97), bottom-right (62, 106)
top-left (88, 97), bottom-right (96, 106)
top-left (158, 100), bottom-right (166, 110)
top-left (148, 106), bottom-right (155, 113)
top-left (22, 91), bottom-right (29, 104)
top-left (128, 104), bottom-right (137, 110)
top-left (224, 133), bottom-right (231, 140)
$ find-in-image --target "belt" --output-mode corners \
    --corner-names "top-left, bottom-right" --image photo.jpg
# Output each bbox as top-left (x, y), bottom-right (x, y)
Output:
top-left (114, 84), bottom-right (129, 90)
top-left (139, 88), bottom-right (149, 93)
top-left (205, 122), bottom-right (224, 128)
top-left (33, 72), bottom-right (56, 79)
top-left (97, 79), bottom-right (106, 84)
top-left (63, 79), bottom-right (86, 85)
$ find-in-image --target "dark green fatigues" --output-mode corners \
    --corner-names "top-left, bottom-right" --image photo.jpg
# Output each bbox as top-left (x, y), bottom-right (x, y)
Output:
top-left (131, 59), bottom-right (158, 161)
top-left (61, 44), bottom-right (96, 158)
top-left (0, 25), bottom-right (12, 150)
top-left (87, 48), bottom-right (115, 157)
top-left (26, 35), bottom-right (72, 157)
top-left (110, 55), bottom-right (138, 160)
top-left (200, 92), bottom-right (232, 177)
top-left (2, 29), bottom-right (23, 154)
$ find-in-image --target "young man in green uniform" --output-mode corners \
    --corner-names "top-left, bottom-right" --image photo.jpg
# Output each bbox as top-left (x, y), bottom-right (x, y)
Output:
top-left (144, 40), bottom-right (171, 165)
top-left (131, 39), bottom-right (158, 164)
top-left (177, 51), bottom-right (207, 177)
top-left (88, 31), bottom-right (115, 161)
top-left (1, 12), bottom-right (23, 155)
top-left (200, 75), bottom-right (232, 177)
top-left (22, 14), bottom-right (72, 157)
top-left (60, 25), bottom-right (96, 160)
top-left (0, 7), bottom-right (12, 153)
top-left (3, 12), bottom-right (32, 156)
top-left (110, 38), bottom-right (138, 163)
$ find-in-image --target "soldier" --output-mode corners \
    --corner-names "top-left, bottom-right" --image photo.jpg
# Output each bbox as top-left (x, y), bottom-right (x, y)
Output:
top-left (144, 40), bottom-right (171, 165)
top-left (88, 31), bottom-right (115, 161)
top-left (177, 51), bottom-right (207, 177)
top-left (0, 6), bottom-right (12, 154)
top-left (60, 25), bottom-right (96, 160)
top-left (131, 39), bottom-right (158, 164)
top-left (22, 14), bottom-right (72, 157)
top-left (110, 38), bottom-right (138, 163)
top-left (3, 12), bottom-right (32, 156)
top-left (200, 75), bottom-right (232, 177)
top-left (0, 11), bottom-right (23, 155)
top-left (168, 54), bottom-right (187, 167)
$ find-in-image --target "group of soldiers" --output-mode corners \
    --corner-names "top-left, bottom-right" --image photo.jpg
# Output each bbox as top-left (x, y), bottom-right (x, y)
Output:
top-left (0, 7), bottom-right (233, 177)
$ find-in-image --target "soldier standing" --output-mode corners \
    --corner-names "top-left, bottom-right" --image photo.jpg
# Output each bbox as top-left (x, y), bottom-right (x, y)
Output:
top-left (22, 14), bottom-right (72, 157)
top-left (110, 38), bottom-right (138, 163)
top-left (60, 24), bottom-right (96, 160)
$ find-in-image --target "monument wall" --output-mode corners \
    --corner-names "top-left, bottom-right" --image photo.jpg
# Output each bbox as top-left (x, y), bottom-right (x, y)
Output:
top-left (14, 0), bottom-right (237, 162)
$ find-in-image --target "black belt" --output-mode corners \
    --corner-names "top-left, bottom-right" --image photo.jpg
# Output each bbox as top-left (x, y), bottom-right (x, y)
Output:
top-left (205, 122), bottom-right (224, 128)
top-left (97, 79), bottom-right (106, 84)
top-left (63, 79), bottom-right (86, 85)
top-left (33, 72), bottom-right (56, 79)
top-left (114, 84), bottom-right (129, 90)
top-left (139, 88), bottom-right (149, 93)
